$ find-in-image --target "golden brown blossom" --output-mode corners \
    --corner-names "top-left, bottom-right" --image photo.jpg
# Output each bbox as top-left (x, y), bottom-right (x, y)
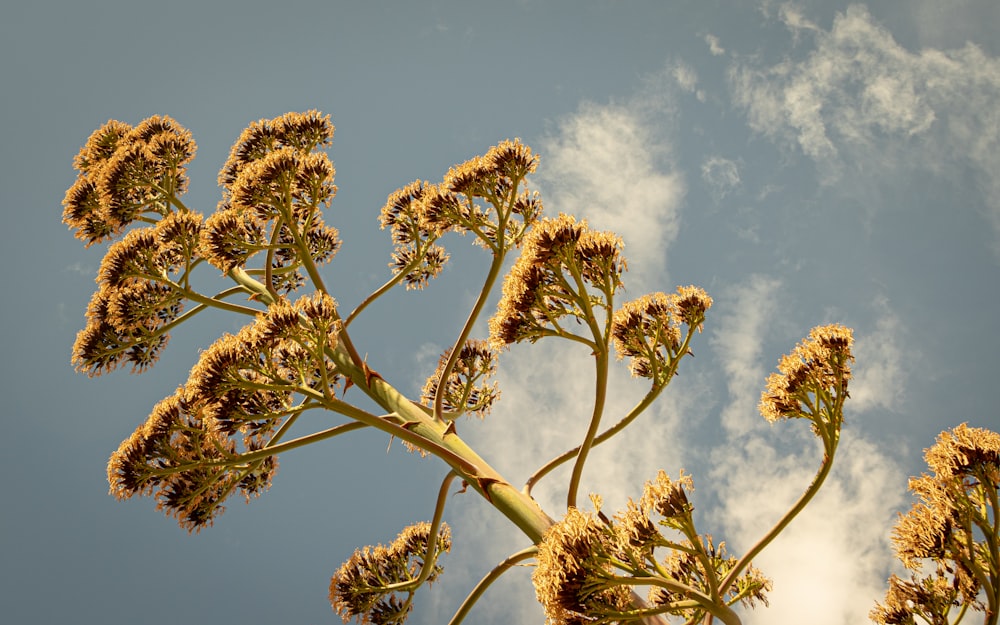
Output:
top-left (533, 507), bottom-right (633, 625)
top-left (420, 340), bottom-right (499, 418)
top-left (64, 116), bottom-right (196, 245)
top-left (870, 571), bottom-right (961, 625)
top-left (62, 177), bottom-right (115, 247)
top-left (877, 423), bottom-right (1000, 622)
top-left (610, 287), bottom-right (710, 383)
top-left (72, 119), bottom-right (133, 175)
top-left (219, 110), bottom-right (334, 191)
top-left (640, 469), bottom-right (694, 523)
top-left (758, 324), bottom-right (854, 428)
top-left (106, 389), bottom-right (277, 532)
top-left (71, 284), bottom-right (178, 375)
top-left (329, 522), bottom-right (451, 625)
top-left (200, 208), bottom-right (266, 271)
top-left (185, 292), bottom-right (340, 426)
top-left (229, 148), bottom-right (336, 222)
top-left (211, 132), bottom-right (340, 290)
top-left (923, 422), bottom-right (1000, 482)
top-left (489, 214), bottom-right (626, 349)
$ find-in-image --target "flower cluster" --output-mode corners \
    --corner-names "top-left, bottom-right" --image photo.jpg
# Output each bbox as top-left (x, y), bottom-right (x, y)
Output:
top-left (378, 139), bottom-right (541, 289)
top-left (106, 292), bottom-right (341, 530)
top-left (872, 423), bottom-right (1000, 623)
top-left (420, 340), bottom-right (499, 418)
top-left (610, 287), bottom-right (712, 385)
top-left (106, 390), bottom-right (276, 531)
top-left (203, 111), bottom-right (341, 292)
top-left (870, 570), bottom-right (962, 625)
top-left (329, 522), bottom-right (451, 625)
top-left (533, 506), bottom-right (634, 624)
top-left (758, 324), bottom-right (854, 434)
top-left (438, 138), bottom-right (542, 250)
top-left (533, 473), bottom-right (770, 625)
top-left (72, 211), bottom-right (204, 375)
top-left (63, 116), bottom-right (196, 246)
top-left (489, 213), bottom-right (626, 349)
top-left (378, 181), bottom-right (452, 289)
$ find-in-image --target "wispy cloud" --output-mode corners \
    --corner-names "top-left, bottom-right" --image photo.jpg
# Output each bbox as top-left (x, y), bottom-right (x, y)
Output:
top-left (705, 33), bottom-right (726, 56)
top-left (536, 87), bottom-right (686, 292)
top-left (850, 296), bottom-right (910, 413)
top-left (728, 4), bottom-right (1000, 251)
top-left (709, 274), bottom-right (783, 434)
top-left (701, 155), bottom-right (742, 201)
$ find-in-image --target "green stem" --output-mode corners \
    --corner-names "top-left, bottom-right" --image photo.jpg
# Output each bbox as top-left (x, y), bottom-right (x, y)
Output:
top-left (566, 348), bottom-right (609, 510)
top-left (343, 257), bottom-right (420, 327)
top-left (382, 471), bottom-right (458, 592)
top-left (434, 251), bottom-right (505, 422)
top-left (447, 547), bottom-right (538, 625)
top-left (607, 577), bottom-right (740, 625)
top-left (231, 263), bottom-right (554, 543)
top-left (525, 382), bottom-right (664, 496)
top-left (719, 431), bottom-right (838, 593)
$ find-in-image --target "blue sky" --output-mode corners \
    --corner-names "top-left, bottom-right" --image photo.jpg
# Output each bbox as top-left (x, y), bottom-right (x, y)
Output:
top-left (2, 1), bottom-right (999, 624)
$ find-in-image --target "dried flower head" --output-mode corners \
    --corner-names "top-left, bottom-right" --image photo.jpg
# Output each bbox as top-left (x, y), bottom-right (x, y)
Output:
top-left (219, 110), bottom-right (334, 191)
top-left (420, 340), bottom-right (499, 418)
top-left (71, 284), bottom-right (177, 375)
top-left (64, 116), bottom-right (196, 246)
top-left (533, 506), bottom-right (633, 625)
top-left (435, 139), bottom-right (541, 249)
top-left (883, 423), bottom-right (999, 617)
top-left (640, 469), bottom-right (695, 524)
top-left (106, 389), bottom-right (277, 532)
top-left (378, 180), bottom-right (456, 289)
top-left (758, 324), bottom-right (854, 429)
top-left (489, 214), bottom-right (626, 349)
top-left (923, 422), bottom-right (1000, 483)
top-left (870, 571), bottom-right (962, 625)
top-left (329, 522), bottom-right (451, 625)
top-left (611, 287), bottom-right (710, 383)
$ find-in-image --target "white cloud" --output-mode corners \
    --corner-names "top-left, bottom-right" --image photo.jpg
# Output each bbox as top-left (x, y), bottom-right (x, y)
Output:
top-left (714, 432), bottom-right (904, 625)
top-left (850, 297), bottom-right (910, 414)
top-left (701, 156), bottom-right (742, 200)
top-left (672, 62), bottom-right (699, 93)
top-left (705, 33), bottom-right (725, 56)
top-left (709, 274), bottom-right (783, 434)
top-left (537, 97), bottom-right (685, 293)
top-left (728, 4), bottom-right (1000, 250)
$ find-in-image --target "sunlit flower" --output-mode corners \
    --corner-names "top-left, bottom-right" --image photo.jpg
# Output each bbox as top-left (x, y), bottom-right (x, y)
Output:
top-left (329, 522), bottom-right (451, 625)
top-left (533, 506), bottom-right (633, 625)
top-left (758, 324), bottom-right (854, 428)
top-left (106, 389), bottom-right (275, 532)
top-left (420, 340), bottom-right (499, 418)
top-left (489, 214), bottom-right (626, 349)
top-left (219, 110), bottom-right (333, 191)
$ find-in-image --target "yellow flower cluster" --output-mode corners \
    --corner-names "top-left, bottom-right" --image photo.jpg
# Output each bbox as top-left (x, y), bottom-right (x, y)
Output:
top-left (489, 213), bottom-right (626, 349)
top-left (610, 286), bottom-right (712, 384)
top-left (63, 116), bottom-right (195, 246)
top-left (759, 324), bottom-right (854, 434)
top-left (106, 292), bottom-right (341, 530)
top-left (872, 424), bottom-right (1000, 623)
top-left (378, 139), bottom-right (541, 289)
top-left (203, 111), bottom-right (341, 291)
top-left (533, 472), bottom-right (770, 624)
top-left (419, 340), bottom-right (498, 419)
top-left (329, 522), bottom-right (451, 625)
